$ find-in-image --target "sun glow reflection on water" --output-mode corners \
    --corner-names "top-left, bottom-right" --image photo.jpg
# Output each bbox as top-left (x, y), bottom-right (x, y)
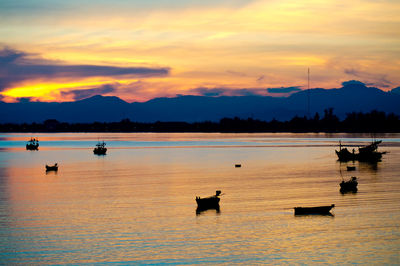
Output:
top-left (0, 133), bottom-right (399, 264)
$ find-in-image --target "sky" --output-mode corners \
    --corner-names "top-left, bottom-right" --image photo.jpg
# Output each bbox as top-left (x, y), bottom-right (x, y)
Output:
top-left (0, 0), bottom-right (399, 102)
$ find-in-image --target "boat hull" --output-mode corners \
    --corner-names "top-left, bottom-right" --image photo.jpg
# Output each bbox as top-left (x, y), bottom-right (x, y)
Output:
top-left (336, 141), bottom-right (385, 162)
top-left (196, 196), bottom-right (220, 210)
top-left (336, 149), bottom-right (356, 162)
top-left (196, 204), bottom-right (220, 214)
top-left (26, 144), bottom-right (39, 150)
top-left (346, 166), bottom-right (356, 171)
top-left (357, 151), bottom-right (383, 162)
top-left (340, 187), bottom-right (358, 193)
top-left (45, 166), bottom-right (58, 171)
top-left (340, 180), bottom-right (358, 193)
top-left (294, 204), bottom-right (334, 215)
top-left (93, 148), bottom-right (107, 155)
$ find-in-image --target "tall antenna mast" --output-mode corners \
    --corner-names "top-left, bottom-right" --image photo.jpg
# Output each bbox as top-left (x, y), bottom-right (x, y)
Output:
top-left (307, 67), bottom-right (310, 118)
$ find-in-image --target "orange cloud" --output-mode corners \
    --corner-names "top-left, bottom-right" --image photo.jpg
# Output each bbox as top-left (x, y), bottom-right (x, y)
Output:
top-left (0, 0), bottom-right (399, 102)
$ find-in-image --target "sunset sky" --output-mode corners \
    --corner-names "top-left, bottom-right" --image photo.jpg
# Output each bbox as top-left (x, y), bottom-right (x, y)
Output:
top-left (1, 0), bottom-right (399, 102)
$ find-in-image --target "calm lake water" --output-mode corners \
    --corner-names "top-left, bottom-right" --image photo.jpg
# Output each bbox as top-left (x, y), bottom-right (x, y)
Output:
top-left (0, 133), bottom-right (399, 265)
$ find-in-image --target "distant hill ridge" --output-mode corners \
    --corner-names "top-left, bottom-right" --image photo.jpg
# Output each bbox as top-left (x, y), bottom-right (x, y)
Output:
top-left (1, 80), bottom-right (399, 123)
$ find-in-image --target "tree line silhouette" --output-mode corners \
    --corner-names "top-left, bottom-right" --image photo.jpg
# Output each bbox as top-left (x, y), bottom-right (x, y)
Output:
top-left (1, 109), bottom-right (399, 133)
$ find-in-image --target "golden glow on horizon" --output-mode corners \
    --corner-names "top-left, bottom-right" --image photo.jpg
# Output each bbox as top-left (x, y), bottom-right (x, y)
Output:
top-left (1, 79), bottom-right (139, 102)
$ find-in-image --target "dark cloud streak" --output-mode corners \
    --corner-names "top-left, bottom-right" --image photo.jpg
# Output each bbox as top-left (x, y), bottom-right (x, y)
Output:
top-left (0, 47), bottom-right (170, 91)
top-left (344, 68), bottom-right (392, 88)
top-left (186, 87), bottom-right (267, 97)
top-left (186, 86), bottom-right (303, 97)
top-left (256, 75), bottom-right (265, 82)
top-left (61, 84), bottom-right (116, 100)
top-left (267, 87), bottom-right (301, 93)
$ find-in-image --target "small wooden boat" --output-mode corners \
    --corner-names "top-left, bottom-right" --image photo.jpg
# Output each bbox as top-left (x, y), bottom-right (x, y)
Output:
top-left (294, 204), bottom-right (334, 215)
top-left (340, 176), bottom-right (358, 193)
top-left (347, 166), bottom-right (356, 171)
top-left (335, 147), bottom-right (356, 162)
top-left (235, 164), bottom-right (241, 168)
top-left (93, 141), bottom-right (107, 155)
top-left (46, 163), bottom-right (58, 171)
top-left (26, 138), bottom-right (39, 150)
top-left (196, 190), bottom-right (221, 211)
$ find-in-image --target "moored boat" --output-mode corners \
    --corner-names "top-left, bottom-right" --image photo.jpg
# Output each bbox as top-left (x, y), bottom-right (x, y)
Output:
top-left (336, 140), bottom-right (385, 162)
top-left (358, 149), bottom-right (384, 162)
top-left (46, 163), bottom-right (58, 171)
top-left (93, 141), bottom-right (107, 155)
top-left (294, 204), bottom-right (335, 215)
top-left (340, 176), bottom-right (358, 193)
top-left (196, 190), bottom-right (221, 211)
top-left (336, 147), bottom-right (356, 162)
top-left (26, 138), bottom-right (39, 150)
top-left (347, 166), bottom-right (356, 171)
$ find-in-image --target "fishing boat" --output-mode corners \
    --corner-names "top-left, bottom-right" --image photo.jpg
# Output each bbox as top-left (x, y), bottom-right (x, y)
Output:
top-left (294, 204), bottom-right (335, 215)
top-left (26, 138), bottom-right (39, 150)
top-left (46, 163), bottom-right (58, 171)
top-left (93, 141), bottom-right (107, 155)
top-left (336, 140), bottom-right (385, 162)
top-left (196, 190), bottom-right (221, 211)
top-left (340, 176), bottom-right (358, 193)
top-left (335, 140), bottom-right (356, 161)
top-left (346, 166), bottom-right (356, 171)
top-left (357, 140), bottom-right (385, 162)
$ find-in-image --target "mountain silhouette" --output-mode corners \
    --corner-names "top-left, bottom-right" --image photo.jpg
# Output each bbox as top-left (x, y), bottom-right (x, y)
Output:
top-left (1, 81), bottom-right (399, 123)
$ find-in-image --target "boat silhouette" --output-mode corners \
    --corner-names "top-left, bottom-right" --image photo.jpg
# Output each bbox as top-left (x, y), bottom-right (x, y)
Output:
top-left (26, 138), bottom-right (39, 150)
top-left (340, 176), bottom-right (358, 193)
top-left (336, 140), bottom-right (385, 162)
top-left (93, 141), bottom-right (107, 155)
top-left (196, 190), bottom-right (222, 212)
top-left (46, 163), bottom-right (58, 171)
top-left (294, 204), bottom-right (335, 215)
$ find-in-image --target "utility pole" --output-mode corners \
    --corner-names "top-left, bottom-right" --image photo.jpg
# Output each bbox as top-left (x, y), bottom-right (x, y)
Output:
top-left (307, 67), bottom-right (310, 119)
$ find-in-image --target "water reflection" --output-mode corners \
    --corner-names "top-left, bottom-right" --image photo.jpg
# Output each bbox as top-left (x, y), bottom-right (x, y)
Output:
top-left (0, 133), bottom-right (399, 264)
top-left (340, 190), bottom-right (357, 195)
top-left (45, 169), bottom-right (58, 175)
top-left (337, 161), bottom-right (379, 172)
top-left (359, 161), bottom-right (379, 172)
top-left (294, 212), bottom-right (335, 217)
top-left (196, 205), bottom-right (221, 215)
